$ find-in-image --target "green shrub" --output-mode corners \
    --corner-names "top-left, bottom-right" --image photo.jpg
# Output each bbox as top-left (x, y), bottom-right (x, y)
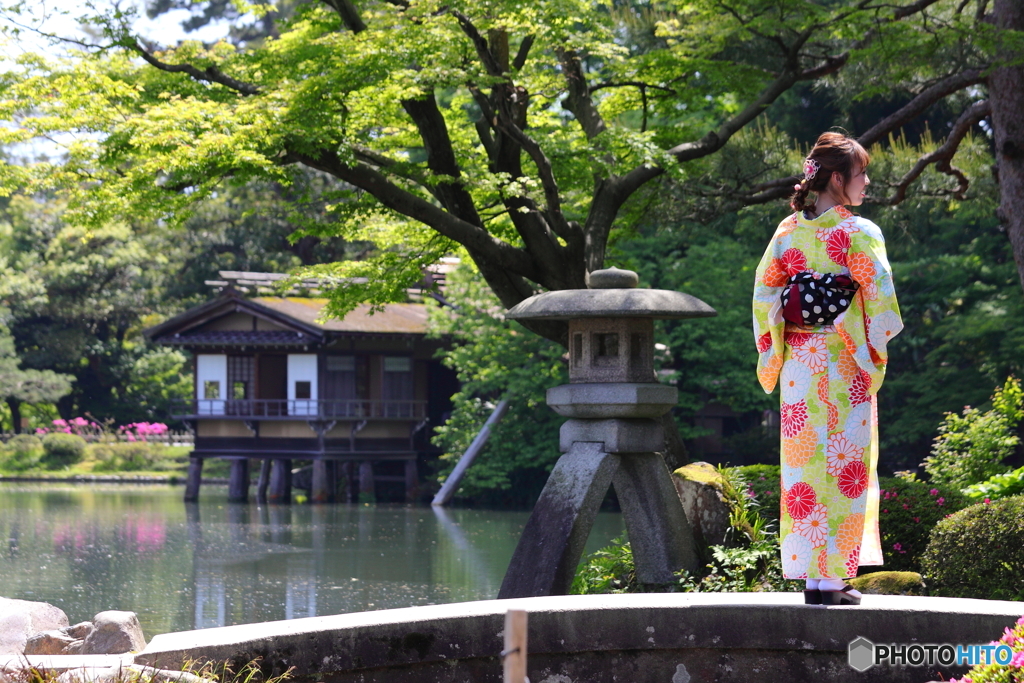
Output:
top-left (877, 476), bottom-right (971, 572)
top-left (962, 465), bottom-right (1024, 502)
top-left (920, 495), bottom-right (1024, 600)
top-left (40, 433), bottom-right (87, 468)
top-left (736, 464), bottom-right (782, 525)
top-left (1, 434), bottom-right (43, 471)
top-left (571, 536), bottom-right (642, 594)
top-left (91, 442), bottom-right (163, 472)
top-left (923, 376), bottom-right (1023, 488)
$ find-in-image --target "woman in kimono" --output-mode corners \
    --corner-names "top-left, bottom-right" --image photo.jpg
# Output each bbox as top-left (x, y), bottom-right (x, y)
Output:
top-left (753, 132), bottom-right (903, 605)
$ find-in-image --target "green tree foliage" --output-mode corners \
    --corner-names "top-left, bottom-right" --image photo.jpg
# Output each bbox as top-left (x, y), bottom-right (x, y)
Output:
top-left (923, 376), bottom-right (1023, 487)
top-left (163, 168), bottom-right (373, 307)
top-left (0, 310), bottom-right (72, 432)
top-left (618, 192), bottom-right (782, 435)
top-left (145, 0), bottom-right (298, 45)
top-left (427, 262), bottom-right (566, 505)
top-left (1, 0), bottom-right (1019, 340)
top-left (0, 196), bottom-right (200, 424)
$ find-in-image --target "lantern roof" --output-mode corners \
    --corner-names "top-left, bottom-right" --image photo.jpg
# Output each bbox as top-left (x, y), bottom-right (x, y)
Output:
top-left (505, 268), bottom-right (717, 321)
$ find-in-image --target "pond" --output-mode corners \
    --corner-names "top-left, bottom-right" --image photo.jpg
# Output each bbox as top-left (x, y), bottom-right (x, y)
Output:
top-left (0, 483), bottom-right (624, 639)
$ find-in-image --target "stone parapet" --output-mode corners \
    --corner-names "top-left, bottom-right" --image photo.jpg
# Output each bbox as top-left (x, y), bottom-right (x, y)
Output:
top-left (134, 593), bottom-right (1024, 683)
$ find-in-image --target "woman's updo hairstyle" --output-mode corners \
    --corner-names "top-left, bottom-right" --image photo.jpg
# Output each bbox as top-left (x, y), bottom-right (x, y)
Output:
top-left (790, 132), bottom-right (871, 213)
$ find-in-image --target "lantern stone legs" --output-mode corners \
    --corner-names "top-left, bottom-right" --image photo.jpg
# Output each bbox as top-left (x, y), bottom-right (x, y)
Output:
top-left (498, 409), bottom-right (700, 598)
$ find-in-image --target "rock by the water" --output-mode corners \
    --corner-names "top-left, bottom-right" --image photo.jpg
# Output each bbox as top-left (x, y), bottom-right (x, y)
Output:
top-left (23, 629), bottom-right (78, 655)
top-left (0, 597), bottom-right (69, 655)
top-left (81, 611), bottom-right (146, 655)
top-left (66, 621), bottom-right (95, 640)
top-left (672, 462), bottom-right (732, 548)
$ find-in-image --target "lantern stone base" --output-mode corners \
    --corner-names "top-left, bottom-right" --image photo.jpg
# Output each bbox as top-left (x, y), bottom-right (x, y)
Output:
top-left (558, 418), bottom-right (664, 454)
top-left (546, 383), bottom-right (678, 418)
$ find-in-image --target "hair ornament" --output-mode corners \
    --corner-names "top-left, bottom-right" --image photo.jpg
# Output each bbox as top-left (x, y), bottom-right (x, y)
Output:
top-left (803, 158), bottom-right (820, 180)
top-left (793, 183), bottom-right (802, 192)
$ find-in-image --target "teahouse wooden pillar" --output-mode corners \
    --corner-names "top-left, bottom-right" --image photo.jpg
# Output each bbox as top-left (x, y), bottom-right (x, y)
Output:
top-left (311, 460), bottom-right (336, 504)
top-left (184, 457), bottom-right (204, 502)
top-left (268, 459), bottom-right (292, 504)
top-left (342, 462), bottom-right (356, 503)
top-left (227, 458), bottom-right (250, 503)
top-left (359, 461), bottom-right (375, 501)
top-left (405, 460), bottom-right (419, 503)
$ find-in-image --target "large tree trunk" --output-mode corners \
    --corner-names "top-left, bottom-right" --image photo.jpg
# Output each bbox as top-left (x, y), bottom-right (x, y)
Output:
top-left (989, 0), bottom-right (1024, 292)
top-left (7, 398), bottom-right (22, 434)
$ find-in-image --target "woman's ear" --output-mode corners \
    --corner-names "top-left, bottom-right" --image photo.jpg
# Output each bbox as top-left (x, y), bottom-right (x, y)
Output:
top-left (832, 171), bottom-right (844, 187)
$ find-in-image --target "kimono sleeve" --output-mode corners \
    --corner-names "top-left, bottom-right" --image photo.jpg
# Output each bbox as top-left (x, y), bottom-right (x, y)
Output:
top-left (752, 221), bottom-right (790, 393)
top-left (836, 218), bottom-right (903, 395)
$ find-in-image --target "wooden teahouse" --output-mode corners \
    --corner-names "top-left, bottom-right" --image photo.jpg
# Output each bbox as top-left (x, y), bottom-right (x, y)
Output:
top-left (144, 272), bottom-right (458, 504)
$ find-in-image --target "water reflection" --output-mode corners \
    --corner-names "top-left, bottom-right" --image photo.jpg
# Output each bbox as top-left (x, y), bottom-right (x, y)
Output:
top-left (0, 484), bottom-right (623, 637)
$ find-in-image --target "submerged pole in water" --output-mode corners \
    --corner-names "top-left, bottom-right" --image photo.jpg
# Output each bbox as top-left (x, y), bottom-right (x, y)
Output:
top-left (432, 397), bottom-right (510, 507)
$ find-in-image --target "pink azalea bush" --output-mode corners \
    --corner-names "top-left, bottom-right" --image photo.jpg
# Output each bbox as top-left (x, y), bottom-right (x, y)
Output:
top-left (36, 417), bottom-right (103, 438)
top-left (35, 418), bottom-right (169, 443)
top-left (118, 422), bottom-right (169, 442)
top-left (876, 476), bottom-right (971, 572)
top-left (950, 615), bottom-right (1024, 683)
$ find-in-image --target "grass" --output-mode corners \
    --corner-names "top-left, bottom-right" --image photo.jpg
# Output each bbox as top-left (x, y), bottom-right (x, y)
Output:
top-left (0, 444), bottom-right (194, 479)
top-left (2, 658), bottom-right (292, 683)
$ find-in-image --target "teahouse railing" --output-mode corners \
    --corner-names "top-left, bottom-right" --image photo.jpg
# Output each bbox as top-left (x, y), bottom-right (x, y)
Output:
top-left (170, 399), bottom-right (428, 421)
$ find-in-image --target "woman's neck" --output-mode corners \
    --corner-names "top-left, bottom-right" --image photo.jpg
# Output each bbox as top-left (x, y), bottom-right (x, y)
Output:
top-left (811, 191), bottom-right (844, 218)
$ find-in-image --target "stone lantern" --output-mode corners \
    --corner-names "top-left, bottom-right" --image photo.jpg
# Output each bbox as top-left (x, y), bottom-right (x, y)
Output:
top-left (498, 267), bottom-right (717, 598)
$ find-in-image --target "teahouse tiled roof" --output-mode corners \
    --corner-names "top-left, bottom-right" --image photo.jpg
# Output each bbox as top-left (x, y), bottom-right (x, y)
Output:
top-left (144, 292), bottom-right (430, 348)
top-left (164, 330), bottom-right (315, 347)
top-left (252, 298), bottom-right (428, 334)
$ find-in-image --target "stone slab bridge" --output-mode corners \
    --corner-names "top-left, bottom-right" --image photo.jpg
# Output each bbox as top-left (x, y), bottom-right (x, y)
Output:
top-left (124, 594), bottom-right (1024, 683)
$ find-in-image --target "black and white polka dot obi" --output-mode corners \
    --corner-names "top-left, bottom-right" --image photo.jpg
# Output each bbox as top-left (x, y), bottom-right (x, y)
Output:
top-left (781, 271), bottom-right (860, 326)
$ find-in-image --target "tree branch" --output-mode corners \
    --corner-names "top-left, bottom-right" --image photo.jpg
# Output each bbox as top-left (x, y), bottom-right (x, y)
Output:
top-left (874, 99), bottom-right (991, 205)
top-left (859, 69), bottom-right (986, 146)
top-left (323, 0), bottom-right (367, 32)
top-left (401, 94), bottom-right (485, 227)
top-left (351, 145), bottom-right (441, 199)
top-left (512, 35), bottom-right (535, 71)
top-left (283, 149), bottom-right (543, 283)
top-left (450, 10), bottom-right (503, 77)
top-left (578, 0), bottom-right (958, 271)
top-left (557, 49), bottom-right (607, 140)
top-left (589, 80), bottom-right (678, 95)
top-left (128, 39), bottom-right (260, 95)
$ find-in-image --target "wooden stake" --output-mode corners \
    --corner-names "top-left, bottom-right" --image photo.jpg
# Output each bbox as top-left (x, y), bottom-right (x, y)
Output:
top-left (503, 609), bottom-right (528, 683)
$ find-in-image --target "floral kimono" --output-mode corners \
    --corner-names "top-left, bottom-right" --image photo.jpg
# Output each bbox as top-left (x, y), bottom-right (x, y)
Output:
top-left (752, 205), bottom-right (903, 579)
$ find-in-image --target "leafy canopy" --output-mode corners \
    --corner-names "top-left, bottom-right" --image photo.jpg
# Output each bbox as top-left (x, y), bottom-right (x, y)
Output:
top-left (0, 0), bottom-right (1014, 330)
